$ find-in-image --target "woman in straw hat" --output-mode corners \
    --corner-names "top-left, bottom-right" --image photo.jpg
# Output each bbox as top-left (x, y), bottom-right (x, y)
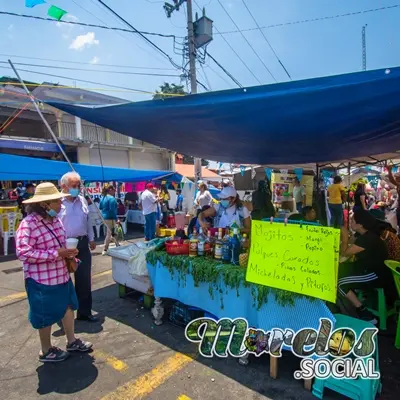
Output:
top-left (16, 182), bottom-right (93, 363)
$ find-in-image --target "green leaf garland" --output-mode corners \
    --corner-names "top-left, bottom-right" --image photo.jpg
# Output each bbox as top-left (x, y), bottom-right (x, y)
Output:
top-left (146, 250), bottom-right (315, 310)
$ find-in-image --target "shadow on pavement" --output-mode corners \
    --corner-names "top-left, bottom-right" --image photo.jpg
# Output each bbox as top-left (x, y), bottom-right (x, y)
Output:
top-left (91, 284), bottom-right (323, 400)
top-left (52, 316), bottom-right (106, 338)
top-left (36, 352), bottom-right (97, 395)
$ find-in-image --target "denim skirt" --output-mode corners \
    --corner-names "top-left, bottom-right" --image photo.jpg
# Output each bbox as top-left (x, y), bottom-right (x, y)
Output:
top-left (25, 278), bottom-right (78, 329)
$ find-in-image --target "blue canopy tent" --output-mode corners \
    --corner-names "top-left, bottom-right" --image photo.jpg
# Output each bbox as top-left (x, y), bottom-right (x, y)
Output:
top-left (48, 67), bottom-right (400, 166)
top-left (0, 154), bottom-right (182, 183)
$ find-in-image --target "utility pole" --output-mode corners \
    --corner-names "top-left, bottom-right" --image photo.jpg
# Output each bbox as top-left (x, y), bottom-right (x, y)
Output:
top-left (362, 25), bottom-right (367, 71)
top-left (164, 0), bottom-right (202, 182)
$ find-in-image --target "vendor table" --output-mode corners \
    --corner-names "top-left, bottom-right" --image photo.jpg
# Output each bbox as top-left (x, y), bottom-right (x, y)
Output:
top-left (147, 260), bottom-right (334, 332)
top-left (147, 259), bottom-right (335, 388)
top-left (127, 210), bottom-right (145, 225)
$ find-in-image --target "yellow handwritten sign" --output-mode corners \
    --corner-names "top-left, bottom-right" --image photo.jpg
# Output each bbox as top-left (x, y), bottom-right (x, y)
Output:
top-left (246, 220), bottom-right (340, 303)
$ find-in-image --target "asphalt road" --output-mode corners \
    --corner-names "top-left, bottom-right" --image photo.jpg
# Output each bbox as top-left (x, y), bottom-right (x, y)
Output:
top-left (0, 240), bottom-right (398, 400)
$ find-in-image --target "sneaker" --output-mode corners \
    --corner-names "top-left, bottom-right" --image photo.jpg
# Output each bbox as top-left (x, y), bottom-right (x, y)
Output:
top-left (102, 250), bottom-right (108, 256)
top-left (357, 307), bottom-right (378, 325)
top-left (67, 338), bottom-right (93, 352)
top-left (39, 346), bottom-right (69, 363)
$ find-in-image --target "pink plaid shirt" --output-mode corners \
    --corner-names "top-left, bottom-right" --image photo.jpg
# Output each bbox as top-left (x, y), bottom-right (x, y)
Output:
top-left (16, 213), bottom-right (70, 285)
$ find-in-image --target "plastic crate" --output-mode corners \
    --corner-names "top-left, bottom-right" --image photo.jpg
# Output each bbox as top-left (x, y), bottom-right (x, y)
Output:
top-left (165, 239), bottom-right (189, 255)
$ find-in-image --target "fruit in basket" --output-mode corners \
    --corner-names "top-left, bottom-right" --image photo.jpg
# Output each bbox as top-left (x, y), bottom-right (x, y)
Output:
top-left (172, 241), bottom-right (179, 245)
top-left (239, 253), bottom-right (248, 268)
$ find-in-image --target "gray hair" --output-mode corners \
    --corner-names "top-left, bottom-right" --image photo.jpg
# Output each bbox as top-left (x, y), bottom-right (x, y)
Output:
top-left (60, 171), bottom-right (81, 186)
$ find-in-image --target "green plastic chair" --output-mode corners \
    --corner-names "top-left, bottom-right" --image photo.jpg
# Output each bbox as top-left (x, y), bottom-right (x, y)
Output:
top-left (384, 260), bottom-right (400, 349)
top-left (312, 314), bottom-right (381, 400)
top-left (356, 261), bottom-right (399, 331)
top-left (358, 287), bottom-right (396, 331)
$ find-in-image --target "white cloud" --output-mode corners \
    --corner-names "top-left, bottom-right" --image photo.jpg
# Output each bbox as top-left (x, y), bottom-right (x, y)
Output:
top-left (69, 32), bottom-right (99, 51)
top-left (90, 56), bottom-right (100, 65)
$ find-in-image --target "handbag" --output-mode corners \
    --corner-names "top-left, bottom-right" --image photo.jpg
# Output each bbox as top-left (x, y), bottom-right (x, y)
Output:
top-left (41, 220), bottom-right (79, 273)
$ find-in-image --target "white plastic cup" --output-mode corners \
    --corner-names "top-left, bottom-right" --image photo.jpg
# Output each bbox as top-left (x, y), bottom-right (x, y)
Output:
top-left (66, 238), bottom-right (79, 249)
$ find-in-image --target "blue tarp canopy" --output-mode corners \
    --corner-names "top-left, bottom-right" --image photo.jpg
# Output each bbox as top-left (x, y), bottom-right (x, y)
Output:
top-left (48, 67), bottom-right (400, 165)
top-left (0, 154), bottom-right (182, 182)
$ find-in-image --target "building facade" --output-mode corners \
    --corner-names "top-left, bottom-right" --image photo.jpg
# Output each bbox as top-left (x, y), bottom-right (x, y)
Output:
top-left (0, 80), bottom-right (175, 171)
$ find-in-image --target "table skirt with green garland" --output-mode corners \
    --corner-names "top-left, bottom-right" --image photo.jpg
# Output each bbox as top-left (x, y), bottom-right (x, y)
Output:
top-left (146, 250), bottom-right (335, 334)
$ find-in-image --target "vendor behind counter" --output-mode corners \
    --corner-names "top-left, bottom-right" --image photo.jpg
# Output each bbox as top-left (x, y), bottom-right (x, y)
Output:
top-left (198, 186), bottom-right (251, 234)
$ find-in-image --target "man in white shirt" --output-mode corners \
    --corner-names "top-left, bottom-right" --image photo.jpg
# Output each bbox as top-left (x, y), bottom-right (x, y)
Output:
top-left (141, 183), bottom-right (159, 241)
top-left (292, 178), bottom-right (306, 213)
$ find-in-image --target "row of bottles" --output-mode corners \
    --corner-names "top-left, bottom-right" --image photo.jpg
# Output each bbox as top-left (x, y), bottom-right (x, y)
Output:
top-left (189, 227), bottom-right (249, 265)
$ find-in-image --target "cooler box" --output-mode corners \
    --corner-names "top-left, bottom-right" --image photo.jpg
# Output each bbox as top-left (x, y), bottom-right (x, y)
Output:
top-left (108, 244), bottom-right (152, 294)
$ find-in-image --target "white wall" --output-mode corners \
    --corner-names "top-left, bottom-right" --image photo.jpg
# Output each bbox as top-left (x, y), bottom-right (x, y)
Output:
top-left (89, 148), bottom-right (130, 168)
top-left (129, 150), bottom-right (168, 170)
top-left (77, 147), bottom-right (90, 164)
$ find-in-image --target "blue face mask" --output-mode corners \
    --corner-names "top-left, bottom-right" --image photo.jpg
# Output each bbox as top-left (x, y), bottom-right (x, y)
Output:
top-left (47, 209), bottom-right (58, 218)
top-left (220, 200), bottom-right (230, 209)
top-left (69, 188), bottom-right (80, 197)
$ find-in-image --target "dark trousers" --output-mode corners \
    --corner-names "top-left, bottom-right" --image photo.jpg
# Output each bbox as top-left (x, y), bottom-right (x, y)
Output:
top-left (329, 203), bottom-right (344, 228)
top-left (75, 236), bottom-right (92, 317)
top-left (144, 212), bottom-right (157, 240)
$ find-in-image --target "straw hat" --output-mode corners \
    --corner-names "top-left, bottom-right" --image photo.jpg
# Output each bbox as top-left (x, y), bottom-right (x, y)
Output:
top-left (23, 182), bottom-right (70, 204)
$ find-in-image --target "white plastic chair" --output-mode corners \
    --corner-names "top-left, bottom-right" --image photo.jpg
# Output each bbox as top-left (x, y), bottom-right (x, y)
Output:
top-left (117, 211), bottom-right (128, 235)
top-left (1, 212), bottom-right (21, 256)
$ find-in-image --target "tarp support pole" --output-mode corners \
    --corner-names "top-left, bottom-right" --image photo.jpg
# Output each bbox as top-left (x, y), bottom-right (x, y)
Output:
top-left (347, 162), bottom-right (351, 229)
top-left (8, 60), bottom-right (74, 171)
top-left (7, 59), bottom-right (114, 241)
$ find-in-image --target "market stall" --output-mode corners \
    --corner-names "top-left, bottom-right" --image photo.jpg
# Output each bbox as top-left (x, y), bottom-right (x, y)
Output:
top-left (49, 67), bottom-right (400, 394)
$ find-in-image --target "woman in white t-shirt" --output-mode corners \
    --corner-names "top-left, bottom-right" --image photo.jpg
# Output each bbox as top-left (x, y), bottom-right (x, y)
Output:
top-left (194, 182), bottom-right (213, 210)
top-left (198, 186), bottom-right (251, 234)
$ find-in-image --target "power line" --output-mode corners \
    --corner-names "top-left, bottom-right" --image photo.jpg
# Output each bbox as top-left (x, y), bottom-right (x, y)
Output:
top-left (193, 0), bottom-right (261, 85)
top-left (0, 10), bottom-right (180, 38)
top-left (95, 0), bottom-right (183, 70)
top-left (216, 4), bottom-right (400, 35)
top-left (95, 0), bottom-right (209, 92)
top-left (217, 0), bottom-right (277, 83)
top-left (0, 53), bottom-right (177, 71)
top-left (71, 0), bottom-right (171, 69)
top-left (0, 61), bottom-right (183, 78)
top-left (206, 52), bottom-right (242, 88)
top-left (240, 0), bottom-right (291, 80)
top-left (206, 63), bottom-right (233, 88)
top-left (199, 64), bottom-right (212, 90)
top-left (0, 65), bottom-right (161, 95)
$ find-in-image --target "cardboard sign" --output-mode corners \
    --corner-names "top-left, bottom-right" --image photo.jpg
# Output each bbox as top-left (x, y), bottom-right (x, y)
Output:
top-left (246, 221), bottom-right (340, 303)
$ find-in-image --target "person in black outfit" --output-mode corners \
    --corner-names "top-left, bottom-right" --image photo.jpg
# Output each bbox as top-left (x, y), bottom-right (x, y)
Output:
top-left (353, 182), bottom-right (367, 212)
top-left (18, 183), bottom-right (36, 217)
top-left (339, 209), bottom-right (392, 324)
top-left (251, 180), bottom-right (275, 220)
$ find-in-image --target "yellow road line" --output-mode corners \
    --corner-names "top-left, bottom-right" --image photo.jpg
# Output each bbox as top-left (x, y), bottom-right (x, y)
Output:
top-left (94, 350), bottom-right (129, 373)
top-left (0, 292), bottom-right (26, 303)
top-left (0, 269), bottom-right (112, 303)
top-left (93, 270), bottom-right (112, 278)
top-left (101, 353), bottom-right (195, 400)
top-left (178, 395), bottom-right (192, 400)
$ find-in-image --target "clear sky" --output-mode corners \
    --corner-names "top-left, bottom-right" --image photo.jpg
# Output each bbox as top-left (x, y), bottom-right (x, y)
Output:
top-left (0, 0), bottom-right (399, 102)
